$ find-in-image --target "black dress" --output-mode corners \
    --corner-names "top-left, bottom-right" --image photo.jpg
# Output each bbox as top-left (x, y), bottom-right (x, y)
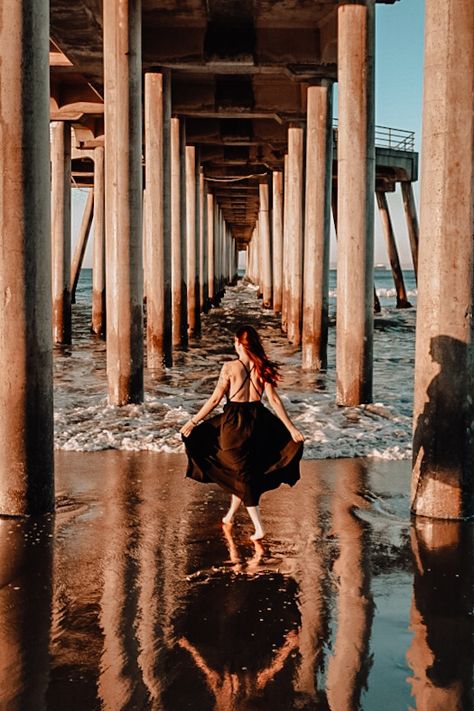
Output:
top-left (182, 360), bottom-right (303, 506)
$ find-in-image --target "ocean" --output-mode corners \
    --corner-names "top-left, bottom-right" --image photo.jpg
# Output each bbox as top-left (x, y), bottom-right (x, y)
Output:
top-left (58, 267), bottom-right (417, 459)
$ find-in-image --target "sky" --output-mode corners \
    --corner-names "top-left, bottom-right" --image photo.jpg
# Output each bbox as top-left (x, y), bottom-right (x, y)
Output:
top-left (73, 0), bottom-right (425, 269)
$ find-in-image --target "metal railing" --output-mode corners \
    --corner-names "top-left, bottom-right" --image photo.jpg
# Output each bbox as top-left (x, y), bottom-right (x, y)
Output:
top-left (332, 118), bottom-right (415, 152)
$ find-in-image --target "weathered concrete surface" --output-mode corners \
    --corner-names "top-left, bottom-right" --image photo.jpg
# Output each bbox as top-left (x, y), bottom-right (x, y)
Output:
top-left (92, 146), bottom-right (106, 336)
top-left (412, 0), bottom-right (474, 519)
top-left (144, 72), bottom-right (172, 368)
top-left (0, 0), bottom-right (54, 515)
top-left (336, 0), bottom-right (375, 406)
top-left (401, 181), bottom-right (419, 281)
top-left (51, 121), bottom-right (72, 345)
top-left (103, 0), bottom-right (143, 405)
top-left (302, 82), bottom-right (333, 371)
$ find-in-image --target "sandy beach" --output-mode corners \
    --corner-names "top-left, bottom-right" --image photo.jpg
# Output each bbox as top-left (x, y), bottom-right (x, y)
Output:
top-left (0, 450), bottom-right (472, 710)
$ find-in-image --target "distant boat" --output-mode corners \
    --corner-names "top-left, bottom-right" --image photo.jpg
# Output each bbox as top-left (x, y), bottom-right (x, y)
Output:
top-left (374, 263), bottom-right (388, 270)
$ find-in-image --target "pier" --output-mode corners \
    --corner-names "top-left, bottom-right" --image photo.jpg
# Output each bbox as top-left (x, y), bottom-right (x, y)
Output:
top-left (0, 1), bottom-right (472, 530)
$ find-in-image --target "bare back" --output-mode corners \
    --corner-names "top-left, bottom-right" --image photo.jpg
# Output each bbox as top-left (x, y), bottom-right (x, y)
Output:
top-left (226, 359), bottom-right (264, 403)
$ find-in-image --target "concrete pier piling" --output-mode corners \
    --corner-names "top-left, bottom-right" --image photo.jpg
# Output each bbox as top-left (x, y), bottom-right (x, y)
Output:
top-left (199, 169), bottom-right (209, 312)
top-left (401, 181), bottom-right (419, 282)
top-left (281, 155), bottom-right (290, 333)
top-left (92, 146), bottom-right (106, 337)
top-left (336, 0), bottom-right (375, 405)
top-left (0, 0), bottom-right (54, 515)
top-left (51, 121), bottom-right (72, 345)
top-left (71, 189), bottom-right (94, 303)
top-left (103, 0), bottom-right (143, 405)
top-left (286, 126), bottom-right (304, 346)
top-left (186, 145), bottom-right (201, 335)
top-left (272, 171), bottom-right (284, 314)
top-left (302, 82), bottom-right (333, 371)
top-left (259, 179), bottom-right (273, 308)
top-left (144, 72), bottom-right (172, 368)
top-left (171, 117), bottom-right (188, 348)
top-left (207, 192), bottom-right (215, 305)
top-left (411, 0), bottom-right (474, 519)
top-left (376, 190), bottom-right (411, 309)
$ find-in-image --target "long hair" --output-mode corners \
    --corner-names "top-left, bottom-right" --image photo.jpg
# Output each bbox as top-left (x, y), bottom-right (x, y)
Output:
top-left (235, 325), bottom-right (281, 386)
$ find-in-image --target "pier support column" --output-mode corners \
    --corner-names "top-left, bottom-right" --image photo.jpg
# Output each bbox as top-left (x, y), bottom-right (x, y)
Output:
top-left (272, 171), bottom-right (284, 313)
top-left (207, 192), bottom-right (215, 305)
top-left (259, 179), bottom-right (272, 308)
top-left (71, 189), bottom-right (94, 303)
top-left (412, 0), bottom-right (474, 519)
top-left (92, 146), bottom-right (106, 336)
top-left (336, 0), bottom-right (375, 405)
top-left (144, 72), bottom-right (172, 368)
top-left (51, 121), bottom-right (72, 345)
top-left (199, 169), bottom-right (209, 312)
top-left (104, 0), bottom-right (143, 405)
top-left (171, 117), bottom-right (187, 348)
top-left (287, 126), bottom-right (304, 345)
top-left (376, 190), bottom-right (411, 308)
top-left (302, 81), bottom-right (333, 370)
top-left (0, 0), bottom-right (54, 514)
top-left (401, 181), bottom-right (419, 282)
top-left (186, 145), bottom-right (201, 335)
top-left (282, 155), bottom-right (290, 332)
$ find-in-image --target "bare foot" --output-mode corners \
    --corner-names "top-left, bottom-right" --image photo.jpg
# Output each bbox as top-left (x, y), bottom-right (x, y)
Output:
top-left (250, 528), bottom-right (265, 541)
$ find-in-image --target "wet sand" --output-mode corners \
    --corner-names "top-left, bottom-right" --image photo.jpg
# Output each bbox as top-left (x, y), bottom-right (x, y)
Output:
top-left (0, 452), bottom-right (472, 710)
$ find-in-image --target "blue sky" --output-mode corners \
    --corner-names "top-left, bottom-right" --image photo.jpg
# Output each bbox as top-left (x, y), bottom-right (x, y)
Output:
top-left (74, 0), bottom-right (425, 269)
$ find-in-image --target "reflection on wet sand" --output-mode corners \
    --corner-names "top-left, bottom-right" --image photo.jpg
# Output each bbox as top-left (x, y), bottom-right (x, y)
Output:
top-left (0, 452), bottom-right (472, 710)
top-left (407, 519), bottom-right (474, 711)
top-left (326, 460), bottom-right (374, 711)
top-left (0, 516), bottom-right (53, 710)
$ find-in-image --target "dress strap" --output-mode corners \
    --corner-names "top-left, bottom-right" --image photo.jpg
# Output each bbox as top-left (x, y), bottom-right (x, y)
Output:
top-left (227, 359), bottom-right (253, 401)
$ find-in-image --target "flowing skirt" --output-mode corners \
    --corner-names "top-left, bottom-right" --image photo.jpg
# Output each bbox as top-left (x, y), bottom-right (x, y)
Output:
top-left (182, 401), bottom-right (303, 506)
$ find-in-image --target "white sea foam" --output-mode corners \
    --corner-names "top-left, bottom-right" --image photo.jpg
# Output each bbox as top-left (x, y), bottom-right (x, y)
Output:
top-left (54, 277), bottom-right (416, 460)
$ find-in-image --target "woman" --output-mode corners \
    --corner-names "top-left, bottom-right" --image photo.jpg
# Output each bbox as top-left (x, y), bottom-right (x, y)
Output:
top-left (180, 325), bottom-right (304, 540)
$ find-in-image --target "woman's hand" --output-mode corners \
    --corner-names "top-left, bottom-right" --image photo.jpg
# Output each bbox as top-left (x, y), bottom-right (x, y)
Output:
top-left (288, 425), bottom-right (305, 443)
top-left (180, 420), bottom-right (197, 437)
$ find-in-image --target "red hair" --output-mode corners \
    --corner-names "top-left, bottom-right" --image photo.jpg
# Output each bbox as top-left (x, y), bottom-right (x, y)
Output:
top-left (235, 325), bottom-right (281, 386)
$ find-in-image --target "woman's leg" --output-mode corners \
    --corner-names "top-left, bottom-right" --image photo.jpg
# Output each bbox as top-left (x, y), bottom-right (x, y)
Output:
top-left (246, 505), bottom-right (264, 540)
top-left (222, 495), bottom-right (242, 524)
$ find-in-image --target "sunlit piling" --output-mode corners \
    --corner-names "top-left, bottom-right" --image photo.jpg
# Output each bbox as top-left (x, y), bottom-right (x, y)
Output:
top-left (103, 0), bottom-right (143, 405)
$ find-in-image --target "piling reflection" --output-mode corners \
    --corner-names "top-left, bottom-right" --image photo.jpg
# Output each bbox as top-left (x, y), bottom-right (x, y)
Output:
top-left (1, 453), bottom-right (473, 709)
top-left (326, 459), bottom-right (374, 711)
top-left (407, 518), bottom-right (474, 710)
top-left (0, 516), bottom-right (53, 710)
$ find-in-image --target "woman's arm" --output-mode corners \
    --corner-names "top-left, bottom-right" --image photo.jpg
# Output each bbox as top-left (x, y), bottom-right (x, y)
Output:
top-left (264, 382), bottom-right (305, 442)
top-left (180, 364), bottom-right (230, 437)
